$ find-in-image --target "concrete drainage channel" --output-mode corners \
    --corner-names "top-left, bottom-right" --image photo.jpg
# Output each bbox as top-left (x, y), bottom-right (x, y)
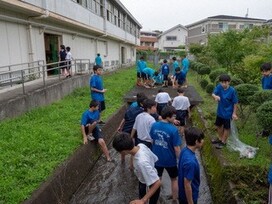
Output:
top-left (23, 104), bottom-right (214, 204)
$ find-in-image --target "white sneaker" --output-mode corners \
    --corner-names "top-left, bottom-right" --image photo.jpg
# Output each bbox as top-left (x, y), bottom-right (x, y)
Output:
top-left (87, 134), bottom-right (95, 141)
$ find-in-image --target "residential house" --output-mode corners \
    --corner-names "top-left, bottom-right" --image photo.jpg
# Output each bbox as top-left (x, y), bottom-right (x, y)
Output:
top-left (137, 31), bottom-right (160, 51)
top-left (186, 15), bottom-right (267, 45)
top-left (157, 24), bottom-right (188, 51)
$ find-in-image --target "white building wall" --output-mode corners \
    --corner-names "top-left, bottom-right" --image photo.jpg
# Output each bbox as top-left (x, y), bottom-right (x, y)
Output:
top-left (158, 27), bottom-right (188, 51)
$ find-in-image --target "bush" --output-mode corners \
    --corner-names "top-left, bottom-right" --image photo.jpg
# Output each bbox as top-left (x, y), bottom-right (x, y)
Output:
top-left (249, 90), bottom-right (272, 109)
top-left (195, 63), bottom-right (205, 72)
top-left (198, 66), bottom-right (211, 76)
top-left (199, 79), bottom-right (209, 89)
top-left (209, 69), bottom-right (227, 83)
top-left (190, 61), bottom-right (198, 71)
top-left (235, 84), bottom-right (259, 106)
top-left (230, 77), bottom-right (244, 87)
top-left (256, 100), bottom-right (272, 134)
top-left (206, 84), bottom-right (214, 94)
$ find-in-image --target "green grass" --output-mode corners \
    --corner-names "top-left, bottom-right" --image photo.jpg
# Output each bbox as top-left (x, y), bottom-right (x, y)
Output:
top-left (0, 67), bottom-right (136, 204)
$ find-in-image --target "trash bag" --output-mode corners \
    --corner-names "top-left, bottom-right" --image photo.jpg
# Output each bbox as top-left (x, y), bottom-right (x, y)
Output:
top-left (227, 121), bottom-right (258, 159)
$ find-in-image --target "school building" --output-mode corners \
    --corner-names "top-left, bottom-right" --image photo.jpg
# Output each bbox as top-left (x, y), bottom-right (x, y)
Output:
top-left (0, 0), bottom-right (142, 71)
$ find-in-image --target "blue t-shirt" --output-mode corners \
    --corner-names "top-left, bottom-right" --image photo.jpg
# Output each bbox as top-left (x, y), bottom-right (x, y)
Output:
top-left (268, 164), bottom-right (272, 184)
top-left (181, 58), bottom-right (190, 74)
top-left (142, 68), bottom-right (155, 77)
top-left (122, 106), bottom-right (144, 133)
top-left (150, 121), bottom-right (181, 167)
top-left (172, 61), bottom-right (179, 75)
top-left (137, 60), bottom-right (147, 73)
top-left (261, 75), bottom-right (272, 90)
top-left (152, 74), bottom-right (163, 84)
top-left (174, 71), bottom-right (186, 84)
top-left (178, 147), bottom-right (200, 203)
top-left (95, 56), bottom-right (102, 66)
top-left (213, 84), bottom-right (238, 119)
top-left (161, 63), bottom-right (170, 76)
top-left (90, 74), bottom-right (104, 101)
top-left (81, 109), bottom-right (100, 126)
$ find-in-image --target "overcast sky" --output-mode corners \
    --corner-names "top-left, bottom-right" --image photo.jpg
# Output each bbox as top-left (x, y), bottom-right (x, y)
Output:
top-left (119, 0), bottom-right (272, 31)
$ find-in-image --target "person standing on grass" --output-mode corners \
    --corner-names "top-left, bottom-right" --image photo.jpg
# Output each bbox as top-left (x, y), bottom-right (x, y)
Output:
top-left (112, 132), bottom-right (161, 204)
top-left (172, 88), bottom-right (191, 136)
top-left (150, 105), bottom-right (182, 202)
top-left (80, 100), bottom-right (111, 161)
top-left (211, 74), bottom-right (238, 149)
top-left (90, 65), bottom-right (106, 125)
top-left (95, 53), bottom-right (103, 67)
top-left (178, 127), bottom-right (204, 204)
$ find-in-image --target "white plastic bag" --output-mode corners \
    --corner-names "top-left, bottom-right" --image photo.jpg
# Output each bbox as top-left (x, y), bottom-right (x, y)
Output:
top-left (227, 121), bottom-right (258, 159)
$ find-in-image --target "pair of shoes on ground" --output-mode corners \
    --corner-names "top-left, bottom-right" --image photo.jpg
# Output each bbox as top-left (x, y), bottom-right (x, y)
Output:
top-left (211, 138), bottom-right (226, 149)
top-left (87, 133), bottom-right (95, 141)
top-left (98, 120), bottom-right (106, 125)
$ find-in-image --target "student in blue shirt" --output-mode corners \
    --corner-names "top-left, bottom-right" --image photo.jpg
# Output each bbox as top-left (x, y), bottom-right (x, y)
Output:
top-left (142, 67), bottom-right (155, 88)
top-left (90, 65), bottom-right (106, 124)
top-left (161, 59), bottom-right (170, 87)
top-left (95, 53), bottom-right (103, 67)
top-left (260, 62), bottom-right (272, 90)
top-left (181, 55), bottom-right (190, 87)
top-left (212, 74), bottom-right (238, 149)
top-left (178, 127), bottom-right (204, 204)
top-left (136, 56), bottom-right (147, 86)
top-left (150, 105), bottom-right (182, 201)
top-left (173, 67), bottom-right (186, 88)
top-left (80, 100), bottom-right (111, 161)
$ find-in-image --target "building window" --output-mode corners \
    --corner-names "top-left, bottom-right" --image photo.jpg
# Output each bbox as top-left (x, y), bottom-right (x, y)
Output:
top-left (219, 22), bottom-right (228, 31)
top-left (166, 36), bottom-right (177, 41)
top-left (201, 26), bottom-right (205, 33)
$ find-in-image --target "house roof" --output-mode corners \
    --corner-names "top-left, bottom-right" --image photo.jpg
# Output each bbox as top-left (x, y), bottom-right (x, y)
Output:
top-left (140, 36), bottom-right (158, 42)
top-left (186, 15), bottom-right (267, 28)
top-left (158, 24), bottom-right (187, 38)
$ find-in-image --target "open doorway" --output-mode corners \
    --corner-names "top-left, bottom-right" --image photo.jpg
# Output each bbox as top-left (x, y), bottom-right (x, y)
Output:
top-left (121, 46), bottom-right (126, 64)
top-left (44, 33), bottom-right (62, 75)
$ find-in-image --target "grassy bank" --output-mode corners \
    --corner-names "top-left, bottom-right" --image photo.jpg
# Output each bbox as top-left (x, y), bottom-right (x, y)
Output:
top-left (187, 72), bottom-right (270, 203)
top-left (0, 67), bottom-right (135, 204)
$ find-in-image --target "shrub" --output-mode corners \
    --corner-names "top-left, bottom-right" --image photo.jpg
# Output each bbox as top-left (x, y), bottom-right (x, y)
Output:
top-left (206, 84), bottom-right (214, 94)
top-left (190, 61), bottom-right (198, 71)
top-left (256, 100), bottom-right (272, 134)
top-left (198, 66), bottom-right (211, 76)
top-left (249, 90), bottom-right (272, 109)
top-left (199, 79), bottom-right (209, 89)
top-left (195, 63), bottom-right (204, 72)
top-left (230, 77), bottom-right (244, 87)
top-left (235, 84), bottom-right (259, 106)
top-left (209, 69), bottom-right (227, 83)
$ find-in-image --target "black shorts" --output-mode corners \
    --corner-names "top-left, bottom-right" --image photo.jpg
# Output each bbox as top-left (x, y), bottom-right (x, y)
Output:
top-left (157, 103), bottom-right (168, 115)
top-left (141, 72), bottom-right (147, 80)
top-left (163, 74), bottom-right (168, 81)
top-left (155, 166), bottom-right (178, 178)
top-left (215, 116), bottom-right (231, 129)
top-left (84, 124), bottom-right (102, 140)
top-left (176, 110), bottom-right (188, 126)
top-left (98, 101), bottom-right (105, 112)
top-left (137, 72), bottom-right (141, 78)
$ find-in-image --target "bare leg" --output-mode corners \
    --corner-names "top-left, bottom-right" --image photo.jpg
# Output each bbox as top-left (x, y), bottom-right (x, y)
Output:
top-left (216, 125), bottom-right (224, 141)
top-left (171, 177), bottom-right (178, 200)
top-left (98, 138), bottom-right (111, 161)
top-left (221, 128), bottom-right (230, 144)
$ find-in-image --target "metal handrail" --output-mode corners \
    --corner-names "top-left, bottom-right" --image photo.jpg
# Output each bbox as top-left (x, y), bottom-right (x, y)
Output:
top-left (0, 59), bottom-right (92, 94)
